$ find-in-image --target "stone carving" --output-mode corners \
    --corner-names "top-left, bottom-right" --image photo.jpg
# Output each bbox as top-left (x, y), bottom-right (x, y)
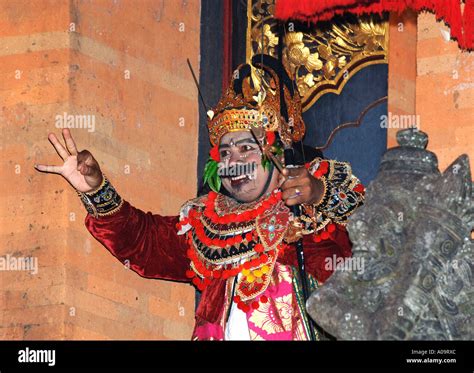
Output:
top-left (307, 128), bottom-right (473, 340)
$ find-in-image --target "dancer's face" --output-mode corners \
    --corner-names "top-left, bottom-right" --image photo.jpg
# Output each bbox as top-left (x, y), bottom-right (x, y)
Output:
top-left (219, 131), bottom-right (278, 202)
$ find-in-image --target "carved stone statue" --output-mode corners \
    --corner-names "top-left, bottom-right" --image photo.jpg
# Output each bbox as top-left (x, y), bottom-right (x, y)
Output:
top-left (307, 128), bottom-right (473, 340)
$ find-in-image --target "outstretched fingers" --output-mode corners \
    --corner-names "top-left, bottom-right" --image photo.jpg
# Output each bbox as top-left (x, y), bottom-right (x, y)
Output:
top-left (34, 164), bottom-right (63, 174)
top-left (62, 128), bottom-right (78, 156)
top-left (48, 133), bottom-right (69, 160)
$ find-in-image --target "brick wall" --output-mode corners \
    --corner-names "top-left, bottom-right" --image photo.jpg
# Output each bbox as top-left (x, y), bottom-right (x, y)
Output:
top-left (416, 12), bottom-right (474, 175)
top-left (1, 0), bottom-right (199, 340)
top-left (387, 10), bottom-right (418, 149)
top-left (0, 0), bottom-right (71, 340)
top-left (388, 10), bottom-right (473, 175)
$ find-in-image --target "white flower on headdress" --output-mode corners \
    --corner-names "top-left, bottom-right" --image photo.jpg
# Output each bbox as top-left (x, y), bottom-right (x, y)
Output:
top-left (252, 90), bottom-right (266, 107)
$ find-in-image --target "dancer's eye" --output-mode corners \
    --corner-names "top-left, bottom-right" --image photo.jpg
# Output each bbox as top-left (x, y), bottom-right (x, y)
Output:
top-left (240, 145), bottom-right (255, 152)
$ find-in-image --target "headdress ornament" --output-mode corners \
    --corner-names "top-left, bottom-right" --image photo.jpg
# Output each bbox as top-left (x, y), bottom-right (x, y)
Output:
top-left (207, 54), bottom-right (305, 147)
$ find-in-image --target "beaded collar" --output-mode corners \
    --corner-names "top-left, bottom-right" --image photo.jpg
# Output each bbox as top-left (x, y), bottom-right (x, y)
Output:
top-left (178, 189), bottom-right (291, 312)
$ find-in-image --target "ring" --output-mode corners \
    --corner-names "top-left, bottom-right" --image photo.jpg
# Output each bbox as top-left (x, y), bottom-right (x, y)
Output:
top-left (295, 188), bottom-right (301, 196)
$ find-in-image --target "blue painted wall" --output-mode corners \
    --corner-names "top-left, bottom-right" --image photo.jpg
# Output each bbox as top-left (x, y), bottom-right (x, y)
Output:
top-left (303, 64), bottom-right (388, 185)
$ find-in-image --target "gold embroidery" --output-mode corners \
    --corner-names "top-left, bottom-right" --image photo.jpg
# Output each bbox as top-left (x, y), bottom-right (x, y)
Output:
top-left (248, 294), bottom-right (293, 335)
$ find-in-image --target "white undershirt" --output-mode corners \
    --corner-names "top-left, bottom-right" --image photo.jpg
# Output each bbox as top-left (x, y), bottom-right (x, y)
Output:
top-left (224, 274), bottom-right (251, 340)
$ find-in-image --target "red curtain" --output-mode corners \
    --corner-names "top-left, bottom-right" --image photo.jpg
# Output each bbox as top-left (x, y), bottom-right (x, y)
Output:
top-left (275, 0), bottom-right (473, 50)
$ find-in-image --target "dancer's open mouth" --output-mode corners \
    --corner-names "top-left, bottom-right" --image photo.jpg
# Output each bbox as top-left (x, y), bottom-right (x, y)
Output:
top-left (229, 174), bottom-right (252, 188)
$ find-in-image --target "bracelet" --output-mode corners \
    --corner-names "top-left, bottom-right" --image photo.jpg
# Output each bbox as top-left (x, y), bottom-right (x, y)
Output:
top-left (301, 157), bottom-right (365, 234)
top-left (77, 174), bottom-right (123, 218)
top-left (84, 174), bottom-right (107, 196)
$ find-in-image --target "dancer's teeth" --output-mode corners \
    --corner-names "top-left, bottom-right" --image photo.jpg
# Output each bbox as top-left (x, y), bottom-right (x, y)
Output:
top-left (230, 174), bottom-right (248, 181)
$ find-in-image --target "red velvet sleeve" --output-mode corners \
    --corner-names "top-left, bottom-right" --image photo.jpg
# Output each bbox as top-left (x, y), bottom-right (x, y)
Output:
top-left (278, 224), bottom-right (352, 284)
top-left (85, 201), bottom-right (190, 283)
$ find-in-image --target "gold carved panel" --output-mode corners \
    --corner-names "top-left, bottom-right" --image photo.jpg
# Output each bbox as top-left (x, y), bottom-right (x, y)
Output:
top-left (246, 0), bottom-right (389, 112)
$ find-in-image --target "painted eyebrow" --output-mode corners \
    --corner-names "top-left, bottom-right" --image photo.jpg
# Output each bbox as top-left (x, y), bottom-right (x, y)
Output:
top-left (219, 137), bottom-right (257, 150)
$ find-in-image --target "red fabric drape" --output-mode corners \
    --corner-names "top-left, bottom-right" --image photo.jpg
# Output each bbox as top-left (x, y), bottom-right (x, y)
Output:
top-left (465, 0), bottom-right (474, 48)
top-left (275, 0), bottom-right (473, 50)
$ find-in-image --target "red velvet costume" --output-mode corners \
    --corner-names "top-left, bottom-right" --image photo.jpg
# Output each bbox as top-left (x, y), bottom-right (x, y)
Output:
top-left (85, 202), bottom-right (353, 340)
top-left (84, 156), bottom-right (364, 340)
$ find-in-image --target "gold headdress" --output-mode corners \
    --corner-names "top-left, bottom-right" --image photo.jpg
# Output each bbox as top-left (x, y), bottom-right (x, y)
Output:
top-left (207, 54), bottom-right (306, 147)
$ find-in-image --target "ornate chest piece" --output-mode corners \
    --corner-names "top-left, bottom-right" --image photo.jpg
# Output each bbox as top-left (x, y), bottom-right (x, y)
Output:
top-left (178, 189), bottom-right (291, 312)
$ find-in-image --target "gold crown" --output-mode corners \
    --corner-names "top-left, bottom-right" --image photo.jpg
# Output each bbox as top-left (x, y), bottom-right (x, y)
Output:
top-left (207, 56), bottom-right (305, 146)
